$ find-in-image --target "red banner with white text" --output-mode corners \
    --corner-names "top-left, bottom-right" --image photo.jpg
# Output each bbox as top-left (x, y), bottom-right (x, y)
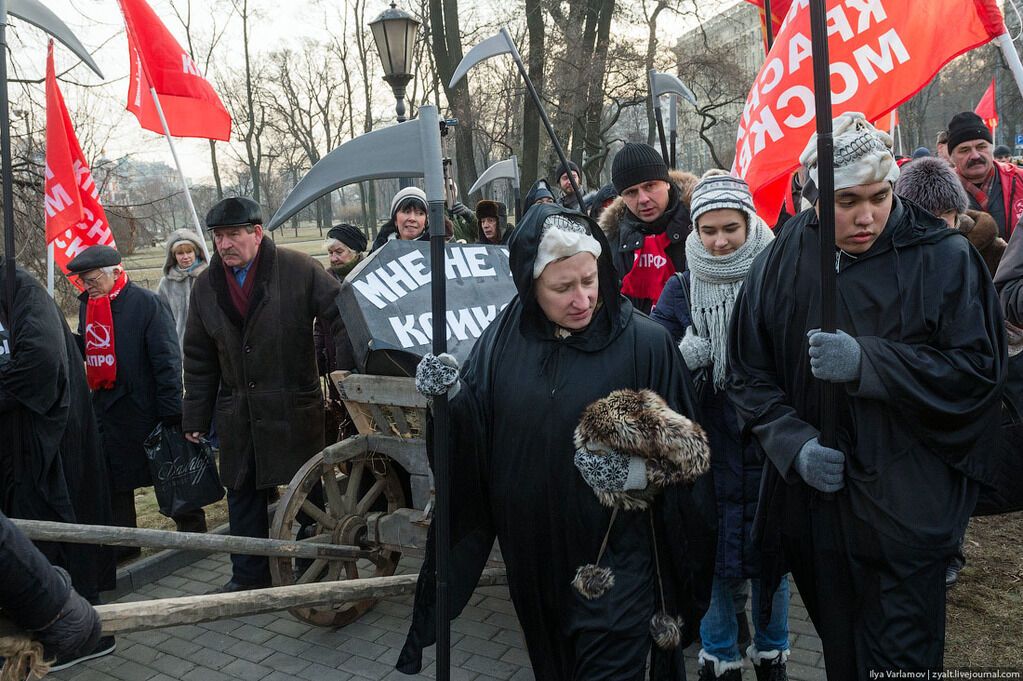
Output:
top-left (45, 41), bottom-right (115, 285)
top-left (733, 0), bottom-right (1006, 224)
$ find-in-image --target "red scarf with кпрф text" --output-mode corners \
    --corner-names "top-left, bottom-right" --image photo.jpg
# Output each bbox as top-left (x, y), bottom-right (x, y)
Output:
top-left (85, 270), bottom-right (128, 390)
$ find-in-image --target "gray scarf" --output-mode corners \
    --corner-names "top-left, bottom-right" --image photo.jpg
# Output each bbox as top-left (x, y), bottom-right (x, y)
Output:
top-left (685, 211), bottom-right (774, 389)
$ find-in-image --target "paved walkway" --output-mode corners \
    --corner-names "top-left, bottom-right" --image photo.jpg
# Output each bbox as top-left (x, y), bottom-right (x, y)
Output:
top-left (50, 553), bottom-right (825, 681)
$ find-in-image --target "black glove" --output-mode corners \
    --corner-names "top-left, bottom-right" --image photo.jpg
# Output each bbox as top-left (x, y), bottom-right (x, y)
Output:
top-left (32, 567), bottom-right (101, 662)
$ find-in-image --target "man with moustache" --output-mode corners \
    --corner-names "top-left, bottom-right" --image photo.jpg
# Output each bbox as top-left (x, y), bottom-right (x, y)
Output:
top-left (182, 197), bottom-right (343, 592)
top-left (947, 111), bottom-right (1023, 238)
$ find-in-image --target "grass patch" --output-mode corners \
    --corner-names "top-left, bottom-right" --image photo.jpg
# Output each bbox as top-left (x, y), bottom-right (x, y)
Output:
top-left (945, 513), bottom-right (1023, 667)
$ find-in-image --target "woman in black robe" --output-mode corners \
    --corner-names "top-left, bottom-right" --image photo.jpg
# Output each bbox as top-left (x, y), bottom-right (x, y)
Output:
top-left (398, 203), bottom-right (716, 680)
top-left (0, 258), bottom-right (115, 600)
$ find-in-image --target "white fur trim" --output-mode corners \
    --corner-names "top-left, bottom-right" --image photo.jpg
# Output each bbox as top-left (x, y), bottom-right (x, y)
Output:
top-left (746, 644), bottom-right (790, 665)
top-left (698, 649), bottom-right (744, 677)
top-left (532, 225), bottom-right (602, 279)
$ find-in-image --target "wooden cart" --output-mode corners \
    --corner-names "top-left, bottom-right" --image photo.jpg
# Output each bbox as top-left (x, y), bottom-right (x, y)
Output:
top-left (267, 372), bottom-right (436, 627)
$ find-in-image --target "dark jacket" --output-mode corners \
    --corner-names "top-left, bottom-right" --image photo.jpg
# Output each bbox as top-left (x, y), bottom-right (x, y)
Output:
top-left (728, 199), bottom-right (1004, 599)
top-left (1, 259), bottom-right (115, 596)
top-left (183, 237), bottom-right (342, 490)
top-left (996, 209), bottom-right (1023, 326)
top-left (78, 282), bottom-right (182, 493)
top-left (314, 257), bottom-right (362, 394)
top-left (598, 169), bottom-right (699, 313)
top-left (399, 203), bottom-right (716, 680)
top-left (652, 273), bottom-right (762, 579)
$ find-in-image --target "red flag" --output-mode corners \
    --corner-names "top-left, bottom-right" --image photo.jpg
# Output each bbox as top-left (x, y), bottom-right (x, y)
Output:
top-left (745, 0), bottom-right (794, 53)
top-left (975, 77), bottom-right (998, 132)
top-left (118, 0), bottom-right (231, 141)
top-left (45, 41), bottom-right (115, 286)
top-left (733, 0), bottom-right (1007, 224)
top-left (872, 109), bottom-right (899, 133)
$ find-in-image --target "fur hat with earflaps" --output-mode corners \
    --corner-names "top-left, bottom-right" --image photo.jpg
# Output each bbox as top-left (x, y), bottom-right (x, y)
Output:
top-left (570, 389), bottom-right (710, 650)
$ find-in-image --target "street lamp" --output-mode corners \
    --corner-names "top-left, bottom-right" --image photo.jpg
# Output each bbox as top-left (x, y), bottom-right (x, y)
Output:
top-left (369, 1), bottom-right (420, 124)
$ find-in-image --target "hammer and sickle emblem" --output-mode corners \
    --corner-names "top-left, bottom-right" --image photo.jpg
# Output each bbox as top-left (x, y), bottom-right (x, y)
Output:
top-left (85, 323), bottom-right (111, 350)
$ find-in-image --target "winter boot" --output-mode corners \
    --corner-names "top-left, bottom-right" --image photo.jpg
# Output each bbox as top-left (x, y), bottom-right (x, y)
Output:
top-left (697, 650), bottom-right (743, 681)
top-left (748, 645), bottom-right (789, 681)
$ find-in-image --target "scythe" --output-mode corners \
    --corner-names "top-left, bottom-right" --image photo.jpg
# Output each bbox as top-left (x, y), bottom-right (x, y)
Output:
top-left (265, 106), bottom-right (455, 680)
top-left (468, 156), bottom-right (520, 222)
top-left (450, 28), bottom-right (584, 208)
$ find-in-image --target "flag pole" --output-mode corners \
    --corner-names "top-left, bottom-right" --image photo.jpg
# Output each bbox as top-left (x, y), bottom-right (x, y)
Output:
top-left (47, 242), bottom-right (54, 296)
top-left (809, 0), bottom-right (838, 448)
top-left (147, 87), bottom-right (211, 260)
top-left (996, 33), bottom-right (1023, 105)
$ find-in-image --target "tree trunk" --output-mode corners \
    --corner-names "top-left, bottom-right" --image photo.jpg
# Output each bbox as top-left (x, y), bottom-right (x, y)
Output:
top-left (429, 0), bottom-right (479, 201)
top-left (521, 0), bottom-right (545, 191)
top-left (209, 140), bottom-right (223, 200)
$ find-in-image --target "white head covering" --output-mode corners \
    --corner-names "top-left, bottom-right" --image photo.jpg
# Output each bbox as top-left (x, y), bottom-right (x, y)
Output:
top-left (532, 214), bottom-right (602, 279)
top-left (800, 112), bottom-right (899, 193)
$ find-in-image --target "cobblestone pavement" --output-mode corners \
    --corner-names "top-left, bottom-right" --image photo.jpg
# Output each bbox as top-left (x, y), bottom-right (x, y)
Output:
top-left (50, 553), bottom-right (825, 681)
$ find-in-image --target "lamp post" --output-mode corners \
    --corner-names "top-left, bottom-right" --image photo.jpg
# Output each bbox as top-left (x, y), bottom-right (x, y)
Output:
top-left (370, 2), bottom-right (419, 125)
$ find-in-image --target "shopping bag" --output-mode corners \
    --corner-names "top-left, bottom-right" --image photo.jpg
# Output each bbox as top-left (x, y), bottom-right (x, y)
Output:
top-left (144, 423), bottom-right (224, 518)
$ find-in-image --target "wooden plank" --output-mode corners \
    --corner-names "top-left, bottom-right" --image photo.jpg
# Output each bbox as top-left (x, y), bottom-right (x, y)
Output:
top-left (89, 568), bottom-right (506, 634)
top-left (339, 374), bottom-right (427, 409)
top-left (11, 519), bottom-right (368, 561)
top-left (388, 404), bottom-right (412, 437)
top-left (366, 402), bottom-right (394, 435)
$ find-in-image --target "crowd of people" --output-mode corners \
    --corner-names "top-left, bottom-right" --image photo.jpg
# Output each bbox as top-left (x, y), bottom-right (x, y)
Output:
top-left (0, 105), bottom-right (1021, 679)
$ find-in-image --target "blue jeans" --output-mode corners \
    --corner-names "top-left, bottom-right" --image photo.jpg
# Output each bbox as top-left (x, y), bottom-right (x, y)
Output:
top-left (700, 576), bottom-right (790, 662)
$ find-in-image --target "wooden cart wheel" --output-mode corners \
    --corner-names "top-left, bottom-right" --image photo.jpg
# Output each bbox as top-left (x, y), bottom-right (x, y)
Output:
top-left (269, 446), bottom-right (407, 627)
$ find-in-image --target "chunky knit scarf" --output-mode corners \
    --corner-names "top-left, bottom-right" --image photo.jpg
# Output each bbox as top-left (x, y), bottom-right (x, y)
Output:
top-left (684, 212), bottom-right (774, 389)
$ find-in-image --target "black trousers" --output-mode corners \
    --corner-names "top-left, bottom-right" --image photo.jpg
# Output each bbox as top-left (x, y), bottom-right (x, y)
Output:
top-left (785, 496), bottom-right (948, 679)
top-left (0, 509), bottom-right (69, 630)
top-left (226, 485), bottom-right (272, 586)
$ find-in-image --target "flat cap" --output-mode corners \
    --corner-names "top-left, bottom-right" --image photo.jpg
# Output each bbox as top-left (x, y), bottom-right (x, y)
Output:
top-left (66, 245), bottom-right (121, 273)
top-left (205, 196), bottom-right (263, 230)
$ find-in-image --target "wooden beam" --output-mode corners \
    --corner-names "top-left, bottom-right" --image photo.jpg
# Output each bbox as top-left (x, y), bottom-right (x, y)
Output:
top-left (10, 519), bottom-right (371, 561)
top-left (0, 568), bottom-right (508, 636)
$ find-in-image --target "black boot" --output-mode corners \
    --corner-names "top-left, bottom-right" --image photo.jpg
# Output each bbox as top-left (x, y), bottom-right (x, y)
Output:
top-left (698, 659), bottom-right (742, 681)
top-left (751, 653), bottom-right (789, 681)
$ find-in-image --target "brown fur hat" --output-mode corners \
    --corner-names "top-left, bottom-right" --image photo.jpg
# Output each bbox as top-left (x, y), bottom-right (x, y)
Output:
top-left (573, 389), bottom-right (710, 509)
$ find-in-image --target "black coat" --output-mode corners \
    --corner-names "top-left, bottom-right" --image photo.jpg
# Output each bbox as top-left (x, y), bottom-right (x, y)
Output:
top-left (727, 199), bottom-right (1005, 599)
top-left (78, 282), bottom-right (182, 492)
top-left (398, 204), bottom-right (716, 680)
top-left (183, 238), bottom-right (342, 489)
top-left (1, 260), bottom-right (114, 596)
top-left (651, 273), bottom-right (763, 579)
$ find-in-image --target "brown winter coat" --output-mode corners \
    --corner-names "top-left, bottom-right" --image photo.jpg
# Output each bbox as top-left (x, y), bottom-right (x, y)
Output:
top-left (959, 209), bottom-right (1007, 276)
top-left (182, 237), bottom-right (342, 489)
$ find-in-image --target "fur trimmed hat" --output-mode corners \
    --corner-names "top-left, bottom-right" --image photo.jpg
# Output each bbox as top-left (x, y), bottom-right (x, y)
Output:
top-left (475, 200), bottom-right (506, 222)
top-left (895, 156), bottom-right (968, 217)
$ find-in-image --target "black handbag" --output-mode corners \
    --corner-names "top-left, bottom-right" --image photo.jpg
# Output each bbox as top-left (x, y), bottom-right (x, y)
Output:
top-left (144, 423), bottom-right (225, 518)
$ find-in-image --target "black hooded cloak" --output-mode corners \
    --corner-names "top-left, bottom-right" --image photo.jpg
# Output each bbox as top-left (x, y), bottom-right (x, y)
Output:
top-left (0, 259), bottom-right (115, 598)
top-left (727, 199), bottom-right (1004, 671)
top-left (398, 204), bottom-right (716, 680)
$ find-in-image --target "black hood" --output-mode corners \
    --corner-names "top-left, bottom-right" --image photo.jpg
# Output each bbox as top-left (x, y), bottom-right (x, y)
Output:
top-left (507, 202), bottom-right (630, 350)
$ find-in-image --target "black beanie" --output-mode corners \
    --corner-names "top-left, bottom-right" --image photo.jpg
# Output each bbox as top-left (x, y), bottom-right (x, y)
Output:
top-left (554, 160), bottom-right (581, 181)
top-left (327, 223), bottom-right (368, 253)
top-left (612, 143), bottom-right (670, 193)
top-left (947, 111), bottom-right (992, 154)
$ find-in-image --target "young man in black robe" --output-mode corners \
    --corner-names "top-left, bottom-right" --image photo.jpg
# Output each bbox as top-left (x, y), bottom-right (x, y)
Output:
top-left (727, 113), bottom-right (1005, 677)
top-left (397, 203), bottom-right (716, 680)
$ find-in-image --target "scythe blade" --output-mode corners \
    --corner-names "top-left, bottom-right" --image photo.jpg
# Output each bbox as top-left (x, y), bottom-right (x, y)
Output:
top-left (9, 0), bottom-right (103, 78)
top-left (448, 31), bottom-right (512, 88)
top-left (650, 71), bottom-right (697, 107)
top-left (468, 157), bottom-right (518, 196)
top-left (266, 118), bottom-right (429, 231)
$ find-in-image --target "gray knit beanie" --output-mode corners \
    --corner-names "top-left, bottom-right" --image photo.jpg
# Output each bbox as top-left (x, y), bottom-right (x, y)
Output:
top-left (690, 173), bottom-right (757, 226)
top-left (894, 157), bottom-right (968, 216)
